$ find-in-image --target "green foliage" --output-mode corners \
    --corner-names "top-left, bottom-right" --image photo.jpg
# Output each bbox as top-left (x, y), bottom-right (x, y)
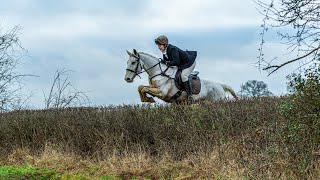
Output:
top-left (98, 175), bottom-right (118, 180)
top-left (285, 62), bottom-right (320, 119)
top-left (287, 63), bottom-right (320, 115)
top-left (280, 62), bottom-right (320, 176)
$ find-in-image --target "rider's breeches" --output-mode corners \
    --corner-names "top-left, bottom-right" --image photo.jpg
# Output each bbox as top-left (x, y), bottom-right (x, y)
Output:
top-left (181, 61), bottom-right (196, 82)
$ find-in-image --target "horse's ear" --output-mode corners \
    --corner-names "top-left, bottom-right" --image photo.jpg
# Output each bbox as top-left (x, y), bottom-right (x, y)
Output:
top-left (126, 50), bottom-right (132, 56)
top-left (133, 49), bottom-right (138, 56)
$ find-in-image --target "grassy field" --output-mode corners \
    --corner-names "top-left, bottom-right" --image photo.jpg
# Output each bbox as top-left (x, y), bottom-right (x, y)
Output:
top-left (0, 164), bottom-right (116, 179)
top-left (0, 97), bottom-right (319, 179)
top-left (0, 164), bottom-right (58, 179)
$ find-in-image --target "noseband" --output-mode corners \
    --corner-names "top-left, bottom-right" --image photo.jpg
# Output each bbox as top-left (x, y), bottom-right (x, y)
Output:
top-left (126, 54), bottom-right (143, 78)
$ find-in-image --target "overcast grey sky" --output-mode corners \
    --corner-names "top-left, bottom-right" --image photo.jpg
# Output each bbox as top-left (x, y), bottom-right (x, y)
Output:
top-left (0, 0), bottom-right (296, 107)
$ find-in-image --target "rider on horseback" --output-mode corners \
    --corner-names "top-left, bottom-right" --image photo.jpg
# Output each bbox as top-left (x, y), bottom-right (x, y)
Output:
top-left (154, 35), bottom-right (197, 102)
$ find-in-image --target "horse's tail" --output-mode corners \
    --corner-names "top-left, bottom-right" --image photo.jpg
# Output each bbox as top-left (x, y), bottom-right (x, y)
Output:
top-left (221, 84), bottom-right (238, 100)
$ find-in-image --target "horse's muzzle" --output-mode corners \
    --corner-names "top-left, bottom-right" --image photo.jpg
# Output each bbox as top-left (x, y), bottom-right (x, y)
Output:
top-left (125, 77), bottom-right (133, 82)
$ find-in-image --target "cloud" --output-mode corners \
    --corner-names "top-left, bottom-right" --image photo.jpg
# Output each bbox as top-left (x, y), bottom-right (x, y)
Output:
top-left (2, 0), bottom-right (262, 43)
top-left (144, 0), bottom-right (261, 31)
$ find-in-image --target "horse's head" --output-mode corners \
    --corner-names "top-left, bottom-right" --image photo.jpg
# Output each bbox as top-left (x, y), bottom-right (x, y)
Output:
top-left (124, 49), bottom-right (142, 83)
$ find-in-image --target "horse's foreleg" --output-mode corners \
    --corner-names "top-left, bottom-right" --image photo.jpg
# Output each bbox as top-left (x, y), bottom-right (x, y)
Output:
top-left (143, 87), bottom-right (165, 100)
top-left (138, 85), bottom-right (164, 103)
top-left (138, 85), bottom-right (155, 103)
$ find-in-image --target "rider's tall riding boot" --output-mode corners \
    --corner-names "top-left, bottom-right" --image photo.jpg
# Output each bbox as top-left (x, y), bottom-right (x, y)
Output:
top-left (183, 80), bottom-right (194, 102)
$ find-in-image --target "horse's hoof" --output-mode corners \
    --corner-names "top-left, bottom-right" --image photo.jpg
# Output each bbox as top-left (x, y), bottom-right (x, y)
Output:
top-left (146, 97), bottom-right (155, 103)
top-left (188, 96), bottom-right (195, 102)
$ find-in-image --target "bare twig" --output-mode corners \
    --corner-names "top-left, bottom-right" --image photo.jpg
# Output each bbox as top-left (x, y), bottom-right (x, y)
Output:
top-left (0, 25), bottom-right (35, 111)
top-left (255, 0), bottom-right (320, 74)
top-left (264, 46), bottom-right (320, 75)
top-left (44, 69), bottom-right (90, 109)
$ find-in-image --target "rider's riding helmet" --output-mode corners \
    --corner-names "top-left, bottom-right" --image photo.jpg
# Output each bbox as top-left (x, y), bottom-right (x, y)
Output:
top-left (154, 35), bottom-right (169, 47)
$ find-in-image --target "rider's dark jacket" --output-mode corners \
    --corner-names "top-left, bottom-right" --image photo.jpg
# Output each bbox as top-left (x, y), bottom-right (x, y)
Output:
top-left (163, 44), bottom-right (197, 70)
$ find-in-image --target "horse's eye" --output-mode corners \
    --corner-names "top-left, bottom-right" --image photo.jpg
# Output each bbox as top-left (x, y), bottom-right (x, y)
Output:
top-left (131, 62), bottom-right (136, 64)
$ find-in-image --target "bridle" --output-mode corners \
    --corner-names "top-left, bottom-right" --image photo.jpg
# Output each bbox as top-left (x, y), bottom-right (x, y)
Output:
top-left (126, 54), bottom-right (144, 79)
top-left (126, 53), bottom-right (173, 81)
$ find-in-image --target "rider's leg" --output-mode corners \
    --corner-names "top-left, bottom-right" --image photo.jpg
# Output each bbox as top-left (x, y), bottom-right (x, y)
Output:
top-left (181, 61), bottom-right (196, 101)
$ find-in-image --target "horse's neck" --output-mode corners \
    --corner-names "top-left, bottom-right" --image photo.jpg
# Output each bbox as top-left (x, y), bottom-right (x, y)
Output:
top-left (140, 53), bottom-right (176, 80)
top-left (140, 54), bottom-right (162, 75)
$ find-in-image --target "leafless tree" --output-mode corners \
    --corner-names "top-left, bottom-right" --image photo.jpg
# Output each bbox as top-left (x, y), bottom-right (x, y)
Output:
top-left (0, 25), bottom-right (34, 111)
top-left (255, 0), bottom-right (320, 75)
top-left (44, 69), bottom-right (90, 109)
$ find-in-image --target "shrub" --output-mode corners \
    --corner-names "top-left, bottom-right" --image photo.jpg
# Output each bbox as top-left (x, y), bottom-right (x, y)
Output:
top-left (281, 62), bottom-right (320, 175)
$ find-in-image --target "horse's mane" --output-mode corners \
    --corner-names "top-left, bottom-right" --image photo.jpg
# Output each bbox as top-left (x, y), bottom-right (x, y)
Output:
top-left (139, 52), bottom-right (158, 60)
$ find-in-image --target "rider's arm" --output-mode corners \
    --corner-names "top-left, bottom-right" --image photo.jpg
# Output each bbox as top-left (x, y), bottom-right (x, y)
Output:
top-left (167, 48), bottom-right (180, 66)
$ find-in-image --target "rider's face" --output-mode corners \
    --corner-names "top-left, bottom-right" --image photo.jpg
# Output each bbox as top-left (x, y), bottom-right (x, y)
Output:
top-left (157, 44), bottom-right (166, 52)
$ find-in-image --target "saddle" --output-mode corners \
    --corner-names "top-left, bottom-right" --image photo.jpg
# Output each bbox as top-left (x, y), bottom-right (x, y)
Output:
top-left (174, 70), bottom-right (201, 95)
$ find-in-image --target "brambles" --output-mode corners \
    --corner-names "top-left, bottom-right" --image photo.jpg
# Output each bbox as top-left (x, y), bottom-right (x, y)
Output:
top-left (0, 97), bottom-right (319, 179)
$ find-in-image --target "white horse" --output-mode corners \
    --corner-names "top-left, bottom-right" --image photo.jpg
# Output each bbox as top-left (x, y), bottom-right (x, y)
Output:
top-left (124, 49), bottom-right (238, 103)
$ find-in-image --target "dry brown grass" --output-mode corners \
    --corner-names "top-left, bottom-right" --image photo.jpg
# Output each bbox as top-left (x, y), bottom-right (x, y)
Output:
top-left (2, 145), bottom-right (252, 179)
top-left (5, 141), bottom-right (319, 179)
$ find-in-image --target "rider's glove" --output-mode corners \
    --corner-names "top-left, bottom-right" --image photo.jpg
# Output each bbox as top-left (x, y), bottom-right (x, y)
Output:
top-left (160, 59), bottom-right (168, 66)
